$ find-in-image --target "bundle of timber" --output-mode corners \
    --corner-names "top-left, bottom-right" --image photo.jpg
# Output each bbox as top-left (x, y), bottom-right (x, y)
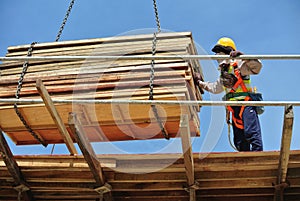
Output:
top-left (0, 32), bottom-right (203, 146)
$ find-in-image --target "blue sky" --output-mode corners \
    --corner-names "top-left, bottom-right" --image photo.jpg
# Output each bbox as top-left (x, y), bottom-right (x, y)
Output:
top-left (1, 0), bottom-right (300, 155)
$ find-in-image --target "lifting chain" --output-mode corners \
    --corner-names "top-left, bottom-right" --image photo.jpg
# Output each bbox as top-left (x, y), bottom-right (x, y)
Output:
top-left (152, 0), bottom-right (161, 32)
top-left (13, 0), bottom-right (76, 148)
top-left (55, 0), bottom-right (76, 42)
top-left (149, 0), bottom-right (169, 140)
top-left (149, 0), bottom-right (161, 101)
top-left (14, 42), bottom-right (47, 147)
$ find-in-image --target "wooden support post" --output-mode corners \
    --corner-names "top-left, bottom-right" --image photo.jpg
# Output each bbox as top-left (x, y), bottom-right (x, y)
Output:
top-left (36, 79), bottom-right (78, 155)
top-left (68, 112), bottom-right (112, 201)
top-left (189, 189), bottom-right (196, 201)
top-left (180, 114), bottom-right (197, 201)
top-left (0, 129), bottom-right (34, 201)
top-left (274, 105), bottom-right (294, 201)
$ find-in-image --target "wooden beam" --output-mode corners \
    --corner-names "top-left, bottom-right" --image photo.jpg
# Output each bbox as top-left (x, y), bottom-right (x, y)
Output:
top-left (36, 79), bottom-right (78, 155)
top-left (68, 112), bottom-right (112, 201)
top-left (180, 114), bottom-right (197, 201)
top-left (180, 114), bottom-right (194, 186)
top-left (274, 105), bottom-right (294, 201)
top-left (68, 112), bottom-right (105, 185)
top-left (0, 129), bottom-right (34, 201)
top-left (278, 105), bottom-right (294, 183)
top-left (68, 112), bottom-right (113, 200)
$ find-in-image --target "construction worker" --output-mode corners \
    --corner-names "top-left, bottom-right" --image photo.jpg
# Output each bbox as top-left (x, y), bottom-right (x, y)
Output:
top-left (194, 37), bottom-right (263, 151)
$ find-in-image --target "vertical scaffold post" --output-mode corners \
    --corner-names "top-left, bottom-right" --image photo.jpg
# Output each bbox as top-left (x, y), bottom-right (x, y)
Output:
top-left (274, 105), bottom-right (294, 201)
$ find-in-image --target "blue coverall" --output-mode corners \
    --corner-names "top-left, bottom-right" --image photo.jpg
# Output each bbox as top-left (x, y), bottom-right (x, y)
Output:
top-left (232, 106), bottom-right (263, 151)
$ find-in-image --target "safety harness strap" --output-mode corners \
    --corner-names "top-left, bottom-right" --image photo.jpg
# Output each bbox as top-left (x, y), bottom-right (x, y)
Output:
top-left (230, 67), bottom-right (248, 92)
top-left (227, 106), bottom-right (244, 129)
top-left (225, 92), bottom-right (249, 100)
top-left (226, 67), bottom-right (251, 129)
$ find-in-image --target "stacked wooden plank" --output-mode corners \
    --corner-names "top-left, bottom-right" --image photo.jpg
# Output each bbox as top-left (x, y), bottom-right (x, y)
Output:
top-left (1, 151), bottom-right (300, 201)
top-left (0, 32), bottom-right (203, 145)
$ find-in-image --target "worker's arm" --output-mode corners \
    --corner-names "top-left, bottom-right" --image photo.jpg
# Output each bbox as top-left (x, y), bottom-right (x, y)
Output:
top-left (198, 79), bottom-right (224, 94)
top-left (230, 50), bottom-right (263, 76)
top-left (238, 59), bottom-right (262, 76)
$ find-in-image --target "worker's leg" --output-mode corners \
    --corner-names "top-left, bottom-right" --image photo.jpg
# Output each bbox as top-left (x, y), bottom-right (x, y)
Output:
top-left (242, 106), bottom-right (263, 151)
top-left (232, 123), bottom-right (250, 151)
top-left (232, 106), bottom-right (250, 151)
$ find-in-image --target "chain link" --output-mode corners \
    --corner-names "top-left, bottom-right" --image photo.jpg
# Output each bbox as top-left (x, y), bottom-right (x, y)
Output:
top-left (149, 0), bottom-right (161, 100)
top-left (55, 0), bottom-right (75, 42)
top-left (149, 0), bottom-right (169, 140)
top-left (14, 42), bottom-right (47, 147)
top-left (15, 43), bottom-right (36, 99)
top-left (152, 0), bottom-right (161, 32)
top-left (149, 32), bottom-right (157, 101)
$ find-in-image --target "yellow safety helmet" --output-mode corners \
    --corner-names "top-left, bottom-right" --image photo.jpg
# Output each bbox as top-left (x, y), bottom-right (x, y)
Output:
top-left (216, 37), bottom-right (236, 51)
top-left (212, 37), bottom-right (236, 54)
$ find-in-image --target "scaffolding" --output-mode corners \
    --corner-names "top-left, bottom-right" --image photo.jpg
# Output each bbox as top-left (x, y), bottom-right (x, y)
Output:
top-left (0, 52), bottom-right (299, 201)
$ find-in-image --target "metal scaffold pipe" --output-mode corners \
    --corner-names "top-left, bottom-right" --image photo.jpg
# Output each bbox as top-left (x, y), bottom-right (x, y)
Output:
top-left (1, 55), bottom-right (300, 61)
top-left (0, 98), bottom-right (300, 107)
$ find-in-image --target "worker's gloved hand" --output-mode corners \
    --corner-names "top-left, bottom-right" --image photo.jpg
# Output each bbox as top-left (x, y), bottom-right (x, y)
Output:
top-left (230, 50), bottom-right (243, 57)
top-left (193, 72), bottom-right (202, 85)
top-left (193, 72), bottom-right (205, 94)
top-left (219, 62), bottom-right (230, 72)
top-left (220, 71), bottom-right (238, 88)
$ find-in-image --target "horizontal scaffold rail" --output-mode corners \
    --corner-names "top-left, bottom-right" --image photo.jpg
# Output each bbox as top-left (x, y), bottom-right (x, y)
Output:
top-left (1, 55), bottom-right (300, 61)
top-left (1, 98), bottom-right (300, 106)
